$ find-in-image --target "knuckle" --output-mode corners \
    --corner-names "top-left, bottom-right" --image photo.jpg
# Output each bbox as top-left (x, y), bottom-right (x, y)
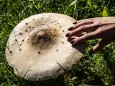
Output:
top-left (85, 34), bottom-right (90, 38)
top-left (67, 38), bottom-right (71, 42)
top-left (83, 20), bottom-right (87, 23)
top-left (70, 31), bottom-right (74, 36)
top-left (81, 26), bottom-right (85, 29)
top-left (98, 29), bottom-right (104, 33)
top-left (74, 39), bottom-right (79, 44)
top-left (94, 21), bottom-right (100, 25)
top-left (79, 26), bottom-right (85, 31)
top-left (90, 24), bottom-right (95, 27)
top-left (70, 31), bottom-right (75, 36)
top-left (84, 33), bottom-right (93, 40)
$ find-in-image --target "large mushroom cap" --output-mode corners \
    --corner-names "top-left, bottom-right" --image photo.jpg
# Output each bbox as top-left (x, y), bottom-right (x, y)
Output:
top-left (5, 13), bottom-right (86, 81)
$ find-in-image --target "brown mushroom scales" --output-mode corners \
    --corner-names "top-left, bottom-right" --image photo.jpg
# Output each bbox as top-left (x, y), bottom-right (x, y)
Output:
top-left (5, 13), bottom-right (86, 81)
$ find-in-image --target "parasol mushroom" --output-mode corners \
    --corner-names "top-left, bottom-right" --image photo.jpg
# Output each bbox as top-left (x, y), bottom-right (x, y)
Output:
top-left (5, 13), bottom-right (86, 81)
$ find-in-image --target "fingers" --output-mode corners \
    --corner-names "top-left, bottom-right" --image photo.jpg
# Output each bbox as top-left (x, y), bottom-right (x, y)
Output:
top-left (67, 24), bottom-right (97, 37)
top-left (89, 39), bottom-right (112, 55)
top-left (68, 19), bottom-right (94, 31)
top-left (67, 36), bottom-right (78, 42)
top-left (66, 18), bottom-right (115, 55)
top-left (69, 29), bottom-right (103, 45)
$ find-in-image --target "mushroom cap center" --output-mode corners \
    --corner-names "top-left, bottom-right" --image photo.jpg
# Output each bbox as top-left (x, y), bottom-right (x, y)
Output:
top-left (29, 28), bottom-right (58, 50)
top-left (36, 30), bottom-right (50, 43)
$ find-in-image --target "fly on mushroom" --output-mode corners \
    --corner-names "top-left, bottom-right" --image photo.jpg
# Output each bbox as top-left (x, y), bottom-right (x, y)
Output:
top-left (5, 13), bottom-right (86, 81)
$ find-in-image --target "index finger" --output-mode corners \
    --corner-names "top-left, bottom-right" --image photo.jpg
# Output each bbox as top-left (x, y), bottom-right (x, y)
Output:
top-left (68, 19), bottom-right (94, 31)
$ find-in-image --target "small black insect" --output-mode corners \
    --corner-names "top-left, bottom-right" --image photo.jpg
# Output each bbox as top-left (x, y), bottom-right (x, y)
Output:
top-left (62, 30), bottom-right (64, 32)
top-left (10, 51), bottom-right (12, 54)
top-left (19, 32), bottom-right (22, 35)
top-left (25, 23), bottom-right (28, 25)
top-left (56, 49), bottom-right (58, 51)
top-left (22, 39), bottom-right (24, 42)
top-left (55, 23), bottom-right (59, 25)
top-left (29, 26), bottom-right (31, 28)
top-left (38, 51), bottom-right (41, 54)
top-left (54, 35), bottom-right (57, 37)
top-left (25, 29), bottom-right (28, 32)
top-left (15, 39), bottom-right (17, 41)
top-left (61, 41), bottom-right (64, 44)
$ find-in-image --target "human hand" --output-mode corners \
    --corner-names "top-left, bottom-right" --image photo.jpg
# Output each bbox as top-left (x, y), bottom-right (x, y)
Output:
top-left (66, 17), bottom-right (115, 54)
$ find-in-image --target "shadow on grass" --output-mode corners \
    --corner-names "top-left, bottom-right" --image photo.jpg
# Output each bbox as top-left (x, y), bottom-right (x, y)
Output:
top-left (18, 75), bottom-right (65, 86)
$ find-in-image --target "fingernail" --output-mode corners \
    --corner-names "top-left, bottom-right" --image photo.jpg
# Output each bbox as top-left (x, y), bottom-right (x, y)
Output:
top-left (73, 22), bottom-right (77, 24)
top-left (70, 41), bottom-right (74, 44)
top-left (65, 33), bottom-right (69, 37)
top-left (68, 26), bottom-right (73, 30)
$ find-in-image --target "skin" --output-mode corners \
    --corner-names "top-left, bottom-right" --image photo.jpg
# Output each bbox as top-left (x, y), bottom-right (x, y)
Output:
top-left (66, 17), bottom-right (115, 54)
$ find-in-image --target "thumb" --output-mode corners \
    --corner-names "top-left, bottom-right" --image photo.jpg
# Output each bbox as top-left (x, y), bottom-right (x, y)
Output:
top-left (89, 39), bottom-right (112, 55)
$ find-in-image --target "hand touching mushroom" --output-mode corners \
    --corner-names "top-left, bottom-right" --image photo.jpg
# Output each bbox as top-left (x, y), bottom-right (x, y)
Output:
top-left (66, 17), bottom-right (115, 54)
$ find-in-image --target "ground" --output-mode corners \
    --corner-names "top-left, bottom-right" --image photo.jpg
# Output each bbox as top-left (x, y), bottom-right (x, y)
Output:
top-left (0, 0), bottom-right (115, 86)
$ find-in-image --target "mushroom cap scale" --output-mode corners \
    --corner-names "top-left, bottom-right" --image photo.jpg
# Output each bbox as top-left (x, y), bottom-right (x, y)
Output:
top-left (5, 13), bottom-right (86, 81)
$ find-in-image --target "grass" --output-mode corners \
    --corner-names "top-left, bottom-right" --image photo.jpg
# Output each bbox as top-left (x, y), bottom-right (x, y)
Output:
top-left (0, 0), bottom-right (115, 86)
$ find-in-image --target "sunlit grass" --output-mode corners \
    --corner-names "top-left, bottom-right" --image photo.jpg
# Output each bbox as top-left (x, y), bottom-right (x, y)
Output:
top-left (0, 0), bottom-right (115, 86)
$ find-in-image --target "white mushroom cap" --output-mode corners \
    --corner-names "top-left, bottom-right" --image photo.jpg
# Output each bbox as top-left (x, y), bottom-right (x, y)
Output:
top-left (5, 13), bottom-right (86, 81)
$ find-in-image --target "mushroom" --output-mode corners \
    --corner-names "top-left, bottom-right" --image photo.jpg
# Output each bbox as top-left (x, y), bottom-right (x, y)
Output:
top-left (5, 13), bottom-right (86, 81)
